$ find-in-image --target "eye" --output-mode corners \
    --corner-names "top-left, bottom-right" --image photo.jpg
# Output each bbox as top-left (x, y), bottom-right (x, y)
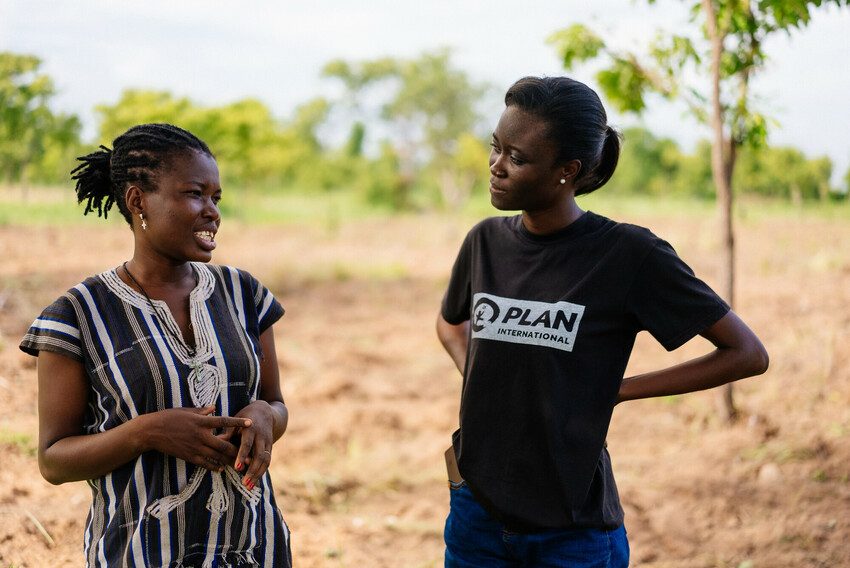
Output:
top-left (212, 194), bottom-right (222, 204)
top-left (489, 141), bottom-right (500, 152)
top-left (510, 155), bottom-right (525, 166)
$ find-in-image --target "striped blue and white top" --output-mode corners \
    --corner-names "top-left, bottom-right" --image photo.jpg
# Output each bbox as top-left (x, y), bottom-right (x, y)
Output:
top-left (20, 263), bottom-right (291, 568)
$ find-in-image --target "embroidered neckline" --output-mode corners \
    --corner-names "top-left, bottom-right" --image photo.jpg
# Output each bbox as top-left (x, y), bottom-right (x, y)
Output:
top-left (100, 262), bottom-right (215, 310)
top-left (99, 263), bottom-right (217, 366)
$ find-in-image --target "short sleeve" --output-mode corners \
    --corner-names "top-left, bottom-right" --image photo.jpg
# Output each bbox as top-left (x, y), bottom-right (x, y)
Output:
top-left (626, 240), bottom-right (730, 351)
top-left (19, 295), bottom-right (84, 361)
top-left (249, 275), bottom-right (285, 333)
top-left (441, 230), bottom-right (474, 324)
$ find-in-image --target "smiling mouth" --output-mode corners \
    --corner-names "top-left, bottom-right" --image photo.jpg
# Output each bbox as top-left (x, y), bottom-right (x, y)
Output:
top-left (194, 230), bottom-right (216, 243)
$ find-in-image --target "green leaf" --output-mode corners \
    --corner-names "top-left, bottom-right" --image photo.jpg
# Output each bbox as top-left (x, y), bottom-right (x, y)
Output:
top-left (596, 58), bottom-right (653, 114)
top-left (546, 24), bottom-right (605, 69)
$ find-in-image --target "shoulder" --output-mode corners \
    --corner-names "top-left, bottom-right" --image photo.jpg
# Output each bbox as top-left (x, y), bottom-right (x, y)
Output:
top-left (586, 212), bottom-right (657, 243)
top-left (202, 263), bottom-right (262, 289)
top-left (477, 215), bottom-right (518, 234)
top-left (52, 273), bottom-right (114, 311)
top-left (201, 263), bottom-right (278, 303)
top-left (589, 213), bottom-right (665, 256)
top-left (462, 215), bottom-right (519, 242)
top-left (20, 274), bottom-right (109, 359)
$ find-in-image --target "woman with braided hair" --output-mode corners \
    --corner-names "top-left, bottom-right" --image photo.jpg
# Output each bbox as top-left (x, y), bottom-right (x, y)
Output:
top-left (20, 124), bottom-right (292, 567)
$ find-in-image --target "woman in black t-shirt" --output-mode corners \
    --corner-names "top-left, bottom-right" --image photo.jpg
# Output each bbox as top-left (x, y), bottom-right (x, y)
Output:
top-left (436, 76), bottom-right (768, 567)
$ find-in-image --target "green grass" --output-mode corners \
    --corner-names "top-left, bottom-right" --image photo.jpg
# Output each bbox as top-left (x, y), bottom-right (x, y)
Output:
top-left (219, 189), bottom-right (395, 225)
top-left (1, 184), bottom-right (846, 228)
top-left (0, 428), bottom-right (37, 457)
top-left (0, 185), bottom-right (394, 228)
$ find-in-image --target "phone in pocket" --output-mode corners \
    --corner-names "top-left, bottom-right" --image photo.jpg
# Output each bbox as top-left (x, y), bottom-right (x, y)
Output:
top-left (445, 445), bottom-right (463, 487)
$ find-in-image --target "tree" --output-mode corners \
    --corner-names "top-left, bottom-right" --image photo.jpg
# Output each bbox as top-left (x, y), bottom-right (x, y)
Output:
top-left (549, 0), bottom-right (848, 421)
top-left (613, 127), bottom-right (684, 196)
top-left (200, 98), bottom-right (289, 187)
top-left (0, 52), bottom-right (81, 186)
top-left (322, 49), bottom-right (488, 209)
top-left (844, 163), bottom-right (850, 196)
top-left (442, 132), bottom-right (491, 209)
top-left (95, 90), bottom-right (332, 190)
top-left (95, 90), bottom-right (195, 143)
top-left (734, 146), bottom-right (834, 202)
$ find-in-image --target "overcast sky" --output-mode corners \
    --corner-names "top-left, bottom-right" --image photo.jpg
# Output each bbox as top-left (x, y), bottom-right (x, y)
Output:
top-left (2, 0), bottom-right (848, 183)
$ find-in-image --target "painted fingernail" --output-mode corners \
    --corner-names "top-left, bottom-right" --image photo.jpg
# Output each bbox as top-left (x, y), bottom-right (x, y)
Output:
top-left (236, 461), bottom-right (243, 471)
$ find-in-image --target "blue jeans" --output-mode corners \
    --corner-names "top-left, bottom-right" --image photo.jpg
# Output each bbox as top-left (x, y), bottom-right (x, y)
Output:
top-left (444, 483), bottom-right (629, 567)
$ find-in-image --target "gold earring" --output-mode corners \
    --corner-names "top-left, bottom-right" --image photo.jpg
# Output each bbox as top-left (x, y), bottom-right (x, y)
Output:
top-left (140, 213), bottom-right (147, 231)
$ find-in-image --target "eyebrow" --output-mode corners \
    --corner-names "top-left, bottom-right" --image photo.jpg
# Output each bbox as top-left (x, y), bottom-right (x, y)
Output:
top-left (492, 133), bottom-right (530, 156)
top-left (183, 180), bottom-right (221, 189)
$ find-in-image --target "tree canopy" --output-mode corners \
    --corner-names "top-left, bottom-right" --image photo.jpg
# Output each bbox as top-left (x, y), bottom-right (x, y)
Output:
top-left (0, 47), bottom-right (844, 209)
top-left (0, 52), bottom-right (81, 184)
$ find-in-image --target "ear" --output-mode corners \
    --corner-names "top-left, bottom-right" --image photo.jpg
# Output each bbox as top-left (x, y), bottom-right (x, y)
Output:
top-left (560, 159), bottom-right (582, 181)
top-left (125, 185), bottom-right (145, 216)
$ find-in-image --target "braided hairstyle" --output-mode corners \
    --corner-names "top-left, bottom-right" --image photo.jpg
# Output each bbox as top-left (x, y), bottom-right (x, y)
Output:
top-left (505, 77), bottom-right (621, 196)
top-left (71, 124), bottom-right (213, 224)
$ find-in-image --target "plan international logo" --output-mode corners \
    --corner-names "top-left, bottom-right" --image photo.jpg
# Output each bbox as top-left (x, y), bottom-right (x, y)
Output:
top-left (471, 293), bottom-right (585, 352)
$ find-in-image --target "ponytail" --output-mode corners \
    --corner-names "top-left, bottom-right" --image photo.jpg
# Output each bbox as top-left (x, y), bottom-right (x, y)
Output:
top-left (71, 145), bottom-right (115, 218)
top-left (576, 126), bottom-right (621, 196)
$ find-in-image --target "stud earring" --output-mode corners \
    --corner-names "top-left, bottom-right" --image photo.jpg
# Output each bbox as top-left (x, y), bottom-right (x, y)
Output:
top-left (140, 213), bottom-right (147, 231)
top-left (559, 178), bottom-right (566, 185)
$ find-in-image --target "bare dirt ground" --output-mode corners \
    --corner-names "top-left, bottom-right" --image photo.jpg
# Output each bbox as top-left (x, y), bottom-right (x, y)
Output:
top-left (0, 208), bottom-right (848, 567)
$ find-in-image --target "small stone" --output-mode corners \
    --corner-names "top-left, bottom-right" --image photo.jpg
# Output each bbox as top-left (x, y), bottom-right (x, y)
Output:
top-left (758, 462), bottom-right (782, 484)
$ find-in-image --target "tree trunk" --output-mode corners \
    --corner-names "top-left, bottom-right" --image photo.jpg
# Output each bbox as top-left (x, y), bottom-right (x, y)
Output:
top-left (702, 0), bottom-right (737, 422)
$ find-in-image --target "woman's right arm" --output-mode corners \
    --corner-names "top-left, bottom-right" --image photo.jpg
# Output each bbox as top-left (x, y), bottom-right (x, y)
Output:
top-left (37, 351), bottom-right (251, 485)
top-left (436, 314), bottom-right (469, 375)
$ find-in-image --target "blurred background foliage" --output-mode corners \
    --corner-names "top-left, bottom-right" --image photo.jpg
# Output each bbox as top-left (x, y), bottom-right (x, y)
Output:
top-left (1, 49), bottom-right (846, 211)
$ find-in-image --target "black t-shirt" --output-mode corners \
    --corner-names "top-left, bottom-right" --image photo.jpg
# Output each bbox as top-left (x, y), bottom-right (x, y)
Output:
top-left (441, 212), bottom-right (730, 530)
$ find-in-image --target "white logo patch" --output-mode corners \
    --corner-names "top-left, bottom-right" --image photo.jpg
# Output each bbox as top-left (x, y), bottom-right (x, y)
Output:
top-left (471, 293), bottom-right (585, 352)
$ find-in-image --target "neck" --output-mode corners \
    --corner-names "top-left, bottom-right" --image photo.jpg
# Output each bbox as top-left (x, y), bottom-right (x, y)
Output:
top-left (521, 197), bottom-right (584, 236)
top-left (126, 248), bottom-right (193, 286)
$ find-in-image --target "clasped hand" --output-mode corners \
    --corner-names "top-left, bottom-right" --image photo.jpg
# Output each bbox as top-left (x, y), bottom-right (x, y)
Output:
top-left (147, 402), bottom-right (276, 490)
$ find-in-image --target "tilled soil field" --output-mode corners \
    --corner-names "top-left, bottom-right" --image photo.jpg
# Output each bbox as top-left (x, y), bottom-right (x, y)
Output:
top-left (0, 209), bottom-right (848, 567)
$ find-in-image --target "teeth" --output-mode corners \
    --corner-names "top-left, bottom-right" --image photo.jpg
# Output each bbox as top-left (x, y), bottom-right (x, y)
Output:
top-left (195, 231), bottom-right (215, 242)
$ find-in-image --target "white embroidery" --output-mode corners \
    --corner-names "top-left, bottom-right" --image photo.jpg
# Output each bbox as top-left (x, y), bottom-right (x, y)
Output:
top-left (147, 467), bottom-right (262, 520)
top-left (100, 264), bottom-right (222, 404)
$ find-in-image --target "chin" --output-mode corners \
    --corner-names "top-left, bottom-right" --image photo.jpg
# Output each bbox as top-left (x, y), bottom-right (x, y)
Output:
top-left (187, 249), bottom-right (214, 263)
top-left (490, 194), bottom-right (519, 212)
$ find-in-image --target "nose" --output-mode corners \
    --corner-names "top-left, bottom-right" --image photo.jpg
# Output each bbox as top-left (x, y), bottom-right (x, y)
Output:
top-left (489, 150), bottom-right (505, 177)
top-left (204, 196), bottom-right (221, 222)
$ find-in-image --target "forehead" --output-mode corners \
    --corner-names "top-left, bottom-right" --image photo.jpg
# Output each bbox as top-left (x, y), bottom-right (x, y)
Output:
top-left (494, 106), bottom-right (555, 152)
top-left (162, 150), bottom-right (219, 183)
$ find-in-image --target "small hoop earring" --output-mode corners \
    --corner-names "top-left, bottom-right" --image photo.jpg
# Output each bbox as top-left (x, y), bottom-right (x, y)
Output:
top-left (559, 178), bottom-right (566, 185)
top-left (140, 213), bottom-right (147, 231)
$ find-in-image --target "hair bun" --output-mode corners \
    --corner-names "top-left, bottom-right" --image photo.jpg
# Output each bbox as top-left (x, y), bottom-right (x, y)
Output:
top-left (582, 125), bottom-right (621, 194)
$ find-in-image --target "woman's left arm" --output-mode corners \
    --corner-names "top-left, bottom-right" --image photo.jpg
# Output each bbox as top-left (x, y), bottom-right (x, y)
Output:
top-left (617, 310), bottom-right (769, 404)
top-left (232, 325), bottom-right (289, 488)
